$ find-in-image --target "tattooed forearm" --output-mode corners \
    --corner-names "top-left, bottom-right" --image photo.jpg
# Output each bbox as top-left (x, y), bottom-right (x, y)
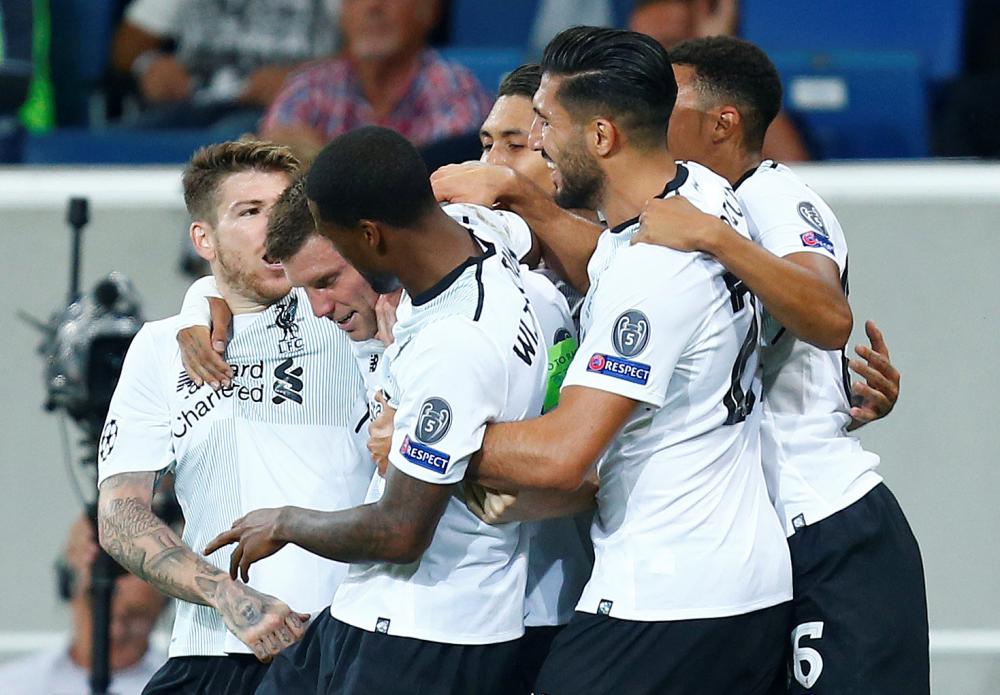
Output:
top-left (98, 473), bottom-right (228, 607)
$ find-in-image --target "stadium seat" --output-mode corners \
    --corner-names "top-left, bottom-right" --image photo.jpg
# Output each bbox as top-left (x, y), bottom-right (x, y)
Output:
top-left (771, 51), bottom-right (928, 159)
top-left (49, 0), bottom-right (120, 126)
top-left (742, 0), bottom-right (965, 83)
top-left (438, 47), bottom-right (527, 93)
top-left (23, 129), bottom-right (219, 165)
top-left (448, 0), bottom-right (540, 47)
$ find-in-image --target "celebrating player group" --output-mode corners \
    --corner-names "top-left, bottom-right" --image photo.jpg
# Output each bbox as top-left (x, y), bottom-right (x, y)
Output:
top-left (96, 26), bottom-right (928, 695)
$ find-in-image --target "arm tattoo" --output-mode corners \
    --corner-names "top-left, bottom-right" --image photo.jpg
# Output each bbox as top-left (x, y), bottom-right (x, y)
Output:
top-left (99, 477), bottom-right (226, 606)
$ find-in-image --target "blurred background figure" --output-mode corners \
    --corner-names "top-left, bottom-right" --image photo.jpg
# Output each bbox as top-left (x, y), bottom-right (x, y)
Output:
top-left (0, 516), bottom-right (167, 695)
top-left (0, 0), bottom-right (34, 162)
top-left (260, 0), bottom-right (492, 163)
top-left (110, 0), bottom-right (338, 138)
top-left (628, 0), bottom-right (810, 161)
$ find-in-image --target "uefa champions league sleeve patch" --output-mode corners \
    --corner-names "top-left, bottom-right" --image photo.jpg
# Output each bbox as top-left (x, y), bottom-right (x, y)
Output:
top-left (586, 353), bottom-right (651, 385)
top-left (799, 230), bottom-right (835, 255)
top-left (416, 397), bottom-right (451, 443)
top-left (400, 435), bottom-right (451, 474)
top-left (612, 310), bottom-right (650, 357)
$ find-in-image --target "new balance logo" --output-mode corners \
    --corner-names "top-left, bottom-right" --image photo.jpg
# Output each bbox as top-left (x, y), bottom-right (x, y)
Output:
top-left (272, 358), bottom-right (304, 405)
top-left (369, 353), bottom-right (380, 373)
top-left (176, 371), bottom-right (197, 395)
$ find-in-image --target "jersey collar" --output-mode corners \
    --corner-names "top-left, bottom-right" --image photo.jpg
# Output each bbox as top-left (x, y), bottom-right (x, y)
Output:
top-left (608, 162), bottom-right (690, 234)
top-left (410, 232), bottom-right (496, 307)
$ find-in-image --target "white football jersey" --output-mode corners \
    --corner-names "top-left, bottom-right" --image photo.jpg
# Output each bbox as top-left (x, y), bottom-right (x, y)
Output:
top-left (521, 269), bottom-right (595, 627)
top-left (564, 162), bottom-right (792, 621)
top-left (330, 205), bottom-right (548, 644)
top-left (737, 160), bottom-right (881, 535)
top-left (98, 289), bottom-right (371, 657)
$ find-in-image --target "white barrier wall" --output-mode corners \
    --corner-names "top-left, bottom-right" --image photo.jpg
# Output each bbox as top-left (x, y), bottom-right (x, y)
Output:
top-left (0, 164), bottom-right (998, 692)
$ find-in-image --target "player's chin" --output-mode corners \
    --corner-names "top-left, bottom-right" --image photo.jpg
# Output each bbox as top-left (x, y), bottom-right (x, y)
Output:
top-left (255, 274), bottom-right (292, 301)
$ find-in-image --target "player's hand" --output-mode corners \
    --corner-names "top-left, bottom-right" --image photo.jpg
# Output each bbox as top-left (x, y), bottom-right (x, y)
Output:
top-left (204, 508), bottom-right (289, 582)
top-left (368, 391), bottom-right (395, 476)
top-left (430, 161), bottom-right (517, 205)
top-left (240, 65), bottom-right (294, 106)
top-left (375, 289), bottom-right (402, 346)
top-left (634, 196), bottom-right (728, 253)
top-left (177, 297), bottom-right (233, 389)
top-left (692, 0), bottom-right (740, 38)
top-left (464, 482), bottom-right (519, 525)
top-left (139, 54), bottom-right (193, 103)
top-left (847, 320), bottom-right (899, 430)
top-left (212, 581), bottom-right (309, 662)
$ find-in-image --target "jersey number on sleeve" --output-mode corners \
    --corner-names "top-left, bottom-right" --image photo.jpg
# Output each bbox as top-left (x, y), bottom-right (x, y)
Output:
top-left (722, 272), bottom-right (758, 425)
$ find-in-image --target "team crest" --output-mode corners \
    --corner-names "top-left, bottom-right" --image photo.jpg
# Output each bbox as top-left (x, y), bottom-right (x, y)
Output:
top-left (612, 310), bottom-right (650, 357)
top-left (274, 294), bottom-right (304, 354)
top-left (416, 397), bottom-right (451, 444)
top-left (797, 201), bottom-right (826, 234)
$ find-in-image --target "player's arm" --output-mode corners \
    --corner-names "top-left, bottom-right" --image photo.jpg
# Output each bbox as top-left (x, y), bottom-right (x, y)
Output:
top-left (634, 196), bottom-right (852, 351)
top-left (465, 475), bottom-right (598, 525)
top-left (176, 275), bottom-right (233, 388)
top-left (431, 162), bottom-right (602, 293)
top-left (97, 473), bottom-right (307, 662)
top-left (205, 470), bottom-right (453, 582)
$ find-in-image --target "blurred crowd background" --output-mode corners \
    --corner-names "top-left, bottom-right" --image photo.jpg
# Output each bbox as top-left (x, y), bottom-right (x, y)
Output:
top-left (0, 0), bottom-right (998, 166)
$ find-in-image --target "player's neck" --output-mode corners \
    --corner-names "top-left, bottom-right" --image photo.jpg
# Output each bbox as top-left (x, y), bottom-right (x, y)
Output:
top-left (601, 152), bottom-right (678, 229)
top-left (213, 274), bottom-right (274, 315)
top-left (393, 211), bottom-right (482, 299)
top-left (718, 148), bottom-right (763, 188)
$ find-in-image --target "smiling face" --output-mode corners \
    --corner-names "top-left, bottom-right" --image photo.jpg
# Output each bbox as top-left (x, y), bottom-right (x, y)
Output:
top-left (480, 94), bottom-right (553, 195)
top-left (195, 170), bottom-right (293, 305)
top-left (531, 73), bottom-right (606, 210)
top-left (282, 234), bottom-right (379, 341)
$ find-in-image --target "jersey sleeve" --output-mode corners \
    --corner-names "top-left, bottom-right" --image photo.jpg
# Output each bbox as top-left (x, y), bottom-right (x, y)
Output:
top-left (97, 325), bottom-right (175, 486)
top-left (562, 246), bottom-right (709, 407)
top-left (387, 320), bottom-right (507, 485)
top-left (177, 275), bottom-right (221, 330)
top-left (444, 203), bottom-right (534, 262)
top-left (125, 0), bottom-right (183, 36)
top-left (742, 178), bottom-right (845, 270)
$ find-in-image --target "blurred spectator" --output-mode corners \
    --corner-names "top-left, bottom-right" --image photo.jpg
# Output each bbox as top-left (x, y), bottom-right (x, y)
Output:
top-left (110, 0), bottom-right (338, 138)
top-left (0, 516), bottom-right (167, 695)
top-left (935, 0), bottom-right (1000, 158)
top-left (628, 0), bottom-right (810, 162)
top-left (261, 0), bottom-right (492, 163)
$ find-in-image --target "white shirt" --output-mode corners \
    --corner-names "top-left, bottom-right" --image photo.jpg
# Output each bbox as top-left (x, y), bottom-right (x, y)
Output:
top-left (521, 269), bottom-right (594, 627)
top-left (0, 645), bottom-right (164, 695)
top-left (563, 162), bottom-right (792, 621)
top-left (737, 160), bottom-right (882, 535)
top-left (330, 206), bottom-right (547, 645)
top-left (98, 288), bottom-right (371, 657)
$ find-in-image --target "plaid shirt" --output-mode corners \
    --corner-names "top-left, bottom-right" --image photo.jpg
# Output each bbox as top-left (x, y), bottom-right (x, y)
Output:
top-left (262, 49), bottom-right (494, 147)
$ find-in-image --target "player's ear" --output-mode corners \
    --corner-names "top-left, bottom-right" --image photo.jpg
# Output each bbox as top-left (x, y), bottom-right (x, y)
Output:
top-left (591, 117), bottom-right (617, 158)
top-left (359, 219), bottom-right (382, 251)
top-left (190, 221), bottom-right (216, 262)
top-left (713, 105), bottom-right (741, 145)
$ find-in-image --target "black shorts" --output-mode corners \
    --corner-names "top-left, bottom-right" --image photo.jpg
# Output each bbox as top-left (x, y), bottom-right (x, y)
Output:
top-left (514, 625), bottom-right (563, 694)
top-left (256, 609), bottom-right (521, 695)
top-left (787, 482), bottom-right (929, 694)
top-left (535, 603), bottom-right (790, 695)
top-left (142, 655), bottom-right (269, 695)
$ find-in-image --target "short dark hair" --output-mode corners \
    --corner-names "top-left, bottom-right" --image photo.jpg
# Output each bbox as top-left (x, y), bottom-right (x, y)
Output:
top-left (669, 36), bottom-right (783, 152)
top-left (306, 126), bottom-right (436, 228)
top-left (182, 138), bottom-right (299, 224)
top-left (498, 63), bottom-right (542, 99)
top-left (265, 175), bottom-right (315, 262)
top-left (541, 25), bottom-right (676, 148)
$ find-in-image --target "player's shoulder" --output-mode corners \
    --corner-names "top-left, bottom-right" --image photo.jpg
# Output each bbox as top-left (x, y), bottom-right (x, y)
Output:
top-left (398, 314), bottom-right (504, 379)
top-left (445, 202), bottom-right (531, 260)
top-left (738, 161), bottom-right (840, 229)
top-left (676, 160), bottom-right (737, 212)
top-left (606, 243), bottom-right (708, 296)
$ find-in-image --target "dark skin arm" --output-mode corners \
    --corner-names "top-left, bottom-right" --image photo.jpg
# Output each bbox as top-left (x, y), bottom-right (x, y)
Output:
top-left (430, 162), bottom-right (601, 294)
top-left (634, 196), bottom-right (852, 350)
top-left (205, 465), bottom-right (452, 582)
